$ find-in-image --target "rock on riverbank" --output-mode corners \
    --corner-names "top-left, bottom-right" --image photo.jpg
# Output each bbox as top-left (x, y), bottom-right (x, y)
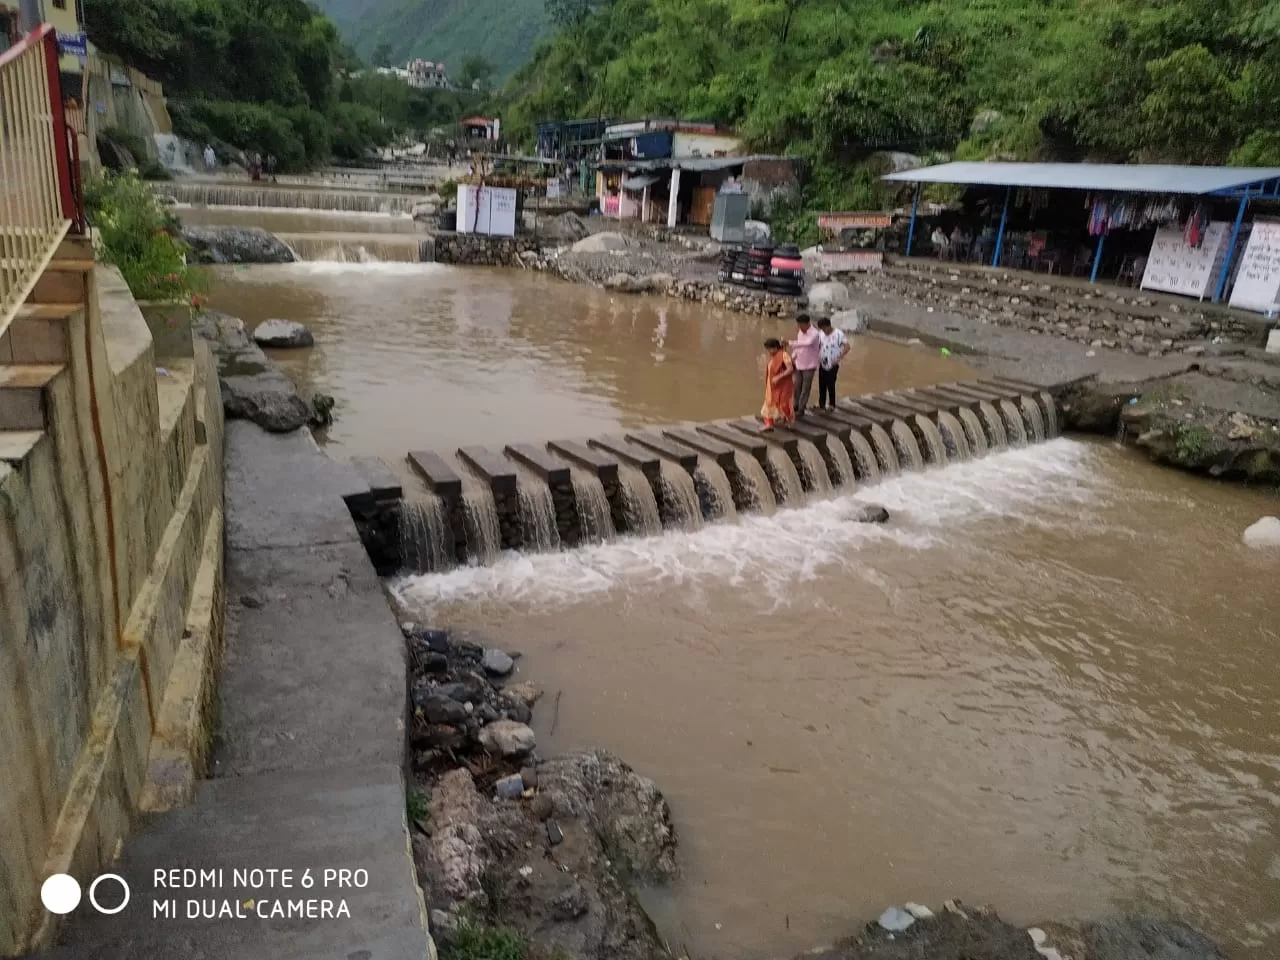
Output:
top-left (194, 311), bottom-right (313, 432)
top-left (181, 225), bottom-right (296, 264)
top-left (401, 623), bottom-right (676, 960)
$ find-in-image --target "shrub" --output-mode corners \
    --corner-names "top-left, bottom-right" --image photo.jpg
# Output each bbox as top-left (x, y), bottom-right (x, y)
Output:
top-left (444, 918), bottom-right (526, 960)
top-left (84, 170), bottom-right (205, 303)
top-left (172, 99), bottom-right (311, 171)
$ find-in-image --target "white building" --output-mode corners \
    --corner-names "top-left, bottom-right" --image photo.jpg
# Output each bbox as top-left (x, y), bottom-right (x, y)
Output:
top-left (408, 59), bottom-right (450, 90)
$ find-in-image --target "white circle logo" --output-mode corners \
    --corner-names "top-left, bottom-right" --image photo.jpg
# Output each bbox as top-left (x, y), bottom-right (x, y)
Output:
top-left (41, 874), bottom-right (82, 915)
top-left (88, 874), bottom-right (130, 915)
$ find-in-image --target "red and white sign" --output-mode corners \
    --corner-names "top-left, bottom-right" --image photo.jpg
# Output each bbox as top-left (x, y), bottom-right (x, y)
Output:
top-left (820, 251), bottom-right (884, 273)
top-left (818, 212), bottom-right (892, 231)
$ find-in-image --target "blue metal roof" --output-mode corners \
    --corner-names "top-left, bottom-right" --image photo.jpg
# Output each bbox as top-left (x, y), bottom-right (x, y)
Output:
top-left (882, 161), bottom-right (1280, 196)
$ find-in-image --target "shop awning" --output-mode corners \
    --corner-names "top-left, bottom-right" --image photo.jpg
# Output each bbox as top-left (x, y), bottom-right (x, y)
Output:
top-left (883, 161), bottom-right (1280, 197)
top-left (622, 174), bottom-right (661, 191)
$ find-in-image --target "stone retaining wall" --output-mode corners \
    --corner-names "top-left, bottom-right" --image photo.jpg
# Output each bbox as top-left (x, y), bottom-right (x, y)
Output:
top-left (432, 231), bottom-right (541, 267)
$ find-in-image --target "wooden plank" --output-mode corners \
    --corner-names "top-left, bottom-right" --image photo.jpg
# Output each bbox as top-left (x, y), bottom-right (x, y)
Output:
top-left (662, 427), bottom-right (736, 469)
top-left (700, 422), bottom-right (766, 462)
top-left (589, 435), bottom-right (662, 480)
top-left (548, 439), bottom-right (619, 485)
top-left (730, 417), bottom-right (799, 455)
top-left (15, 302), bottom-right (80, 322)
top-left (0, 430), bottom-right (42, 464)
top-left (625, 431), bottom-right (698, 473)
top-left (407, 450), bottom-right (462, 499)
top-left (457, 446), bottom-right (518, 495)
top-left (506, 443), bottom-right (571, 485)
top-left (0, 363), bottom-right (63, 389)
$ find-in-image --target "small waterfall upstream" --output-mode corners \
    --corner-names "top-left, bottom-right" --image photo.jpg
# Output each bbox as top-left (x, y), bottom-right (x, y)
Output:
top-left (956, 408), bottom-right (989, 457)
top-left (763, 446), bottom-right (804, 505)
top-left (656, 461), bottom-right (704, 530)
top-left (913, 415), bottom-right (950, 465)
top-left (570, 467), bottom-right (616, 543)
top-left (846, 431), bottom-right (881, 484)
top-left (935, 411), bottom-right (972, 461)
top-left (889, 419), bottom-right (925, 470)
top-left (1019, 396), bottom-right (1047, 443)
top-left (732, 452), bottom-right (776, 514)
top-left (279, 234), bottom-right (423, 263)
top-left (976, 401), bottom-right (1008, 449)
top-left (999, 399), bottom-right (1029, 446)
top-left (795, 439), bottom-right (832, 494)
top-left (693, 457), bottom-right (738, 521)
top-left (153, 133), bottom-right (201, 176)
top-left (1040, 394), bottom-right (1060, 437)
top-left (399, 492), bottom-right (453, 573)
top-left (618, 464), bottom-right (663, 535)
top-left (867, 423), bottom-right (899, 474)
top-left (514, 467), bottom-right (561, 552)
top-left (825, 438), bottom-right (856, 488)
top-left (459, 481), bottom-right (502, 566)
top-left (159, 182), bottom-right (420, 214)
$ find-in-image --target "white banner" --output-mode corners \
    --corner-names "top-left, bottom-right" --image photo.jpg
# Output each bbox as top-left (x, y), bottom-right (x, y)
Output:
top-left (1229, 221), bottom-right (1280, 312)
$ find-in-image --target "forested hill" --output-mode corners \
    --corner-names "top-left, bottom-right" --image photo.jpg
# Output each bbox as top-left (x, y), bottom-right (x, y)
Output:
top-left (503, 0), bottom-right (1280, 226)
top-left (314, 0), bottom-right (547, 78)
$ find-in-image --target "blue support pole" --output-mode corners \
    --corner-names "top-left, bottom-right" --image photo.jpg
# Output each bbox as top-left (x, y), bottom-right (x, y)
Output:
top-left (1214, 192), bottom-right (1249, 303)
top-left (1089, 231), bottom-right (1105, 284)
top-left (991, 185), bottom-right (1011, 267)
top-left (905, 182), bottom-right (920, 256)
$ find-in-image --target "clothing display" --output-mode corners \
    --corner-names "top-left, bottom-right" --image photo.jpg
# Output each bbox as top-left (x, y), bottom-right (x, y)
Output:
top-left (1086, 194), bottom-right (1183, 236)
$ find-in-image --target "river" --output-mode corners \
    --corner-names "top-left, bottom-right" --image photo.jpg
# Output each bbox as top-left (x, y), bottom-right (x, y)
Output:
top-left (207, 257), bottom-right (1280, 960)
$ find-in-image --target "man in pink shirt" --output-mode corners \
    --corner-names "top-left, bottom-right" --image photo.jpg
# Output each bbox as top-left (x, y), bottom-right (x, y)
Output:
top-left (788, 313), bottom-right (821, 419)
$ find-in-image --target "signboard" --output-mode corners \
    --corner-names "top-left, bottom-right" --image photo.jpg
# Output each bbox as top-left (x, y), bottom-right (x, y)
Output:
top-left (546, 178), bottom-right (561, 199)
top-left (457, 184), bottom-right (517, 237)
top-left (818, 212), bottom-right (892, 231)
top-left (1229, 221), bottom-right (1280, 312)
top-left (819, 251), bottom-right (884, 273)
top-left (1141, 223), bottom-right (1230, 300)
top-left (57, 31), bottom-right (88, 58)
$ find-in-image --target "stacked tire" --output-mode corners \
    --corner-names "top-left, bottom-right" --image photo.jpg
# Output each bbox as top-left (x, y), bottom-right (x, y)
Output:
top-left (717, 246), bottom-right (739, 283)
top-left (747, 244), bottom-right (773, 290)
top-left (768, 243), bottom-right (804, 297)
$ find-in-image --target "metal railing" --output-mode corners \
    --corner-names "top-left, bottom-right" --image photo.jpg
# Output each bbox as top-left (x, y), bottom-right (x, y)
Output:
top-left (0, 23), bottom-right (82, 338)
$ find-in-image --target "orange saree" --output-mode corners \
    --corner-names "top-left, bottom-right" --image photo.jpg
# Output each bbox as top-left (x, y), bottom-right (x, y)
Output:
top-left (761, 351), bottom-right (794, 426)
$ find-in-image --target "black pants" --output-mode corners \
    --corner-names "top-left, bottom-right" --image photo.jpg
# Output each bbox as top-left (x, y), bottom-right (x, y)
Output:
top-left (818, 365), bottom-right (840, 408)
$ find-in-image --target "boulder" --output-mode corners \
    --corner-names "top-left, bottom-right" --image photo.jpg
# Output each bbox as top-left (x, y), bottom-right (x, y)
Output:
top-left (1243, 516), bottom-right (1280, 548)
top-left (181, 225), bottom-right (296, 265)
top-left (193, 311), bottom-right (311, 432)
top-left (503, 681), bottom-right (543, 707)
top-left (482, 648), bottom-right (515, 676)
top-left (849, 503), bottom-right (890, 524)
top-left (477, 720), bottom-right (536, 758)
top-left (744, 220), bottom-right (771, 244)
top-left (493, 773), bottom-right (525, 800)
top-left (253, 319), bottom-right (314, 349)
top-left (541, 211), bottom-right (590, 243)
top-left (604, 272), bottom-right (644, 293)
top-left (572, 232), bottom-right (630, 253)
top-left (806, 280), bottom-right (852, 311)
top-left (831, 308), bottom-right (868, 334)
top-left (1083, 917), bottom-right (1227, 960)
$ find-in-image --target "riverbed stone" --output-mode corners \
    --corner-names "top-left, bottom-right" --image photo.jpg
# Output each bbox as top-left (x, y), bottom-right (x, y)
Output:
top-left (253, 319), bottom-right (315, 348)
top-left (878, 906), bottom-right (916, 932)
top-left (1243, 515), bottom-right (1280, 548)
top-left (494, 773), bottom-right (525, 799)
top-left (849, 503), bottom-right (890, 524)
top-left (417, 693), bottom-right (468, 725)
top-left (477, 720), bottom-right (536, 757)
top-left (181, 225), bottom-right (297, 264)
top-left (482, 648), bottom-right (515, 676)
top-left (1083, 917), bottom-right (1227, 960)
top-left (504, 681), bottom-right (543, 707)
top-left (806, 280), bottom-right (852, 311)
top-left (194, 311), bottom-right (312, 432)
top-left (572, 232), bottom-right (630, 253)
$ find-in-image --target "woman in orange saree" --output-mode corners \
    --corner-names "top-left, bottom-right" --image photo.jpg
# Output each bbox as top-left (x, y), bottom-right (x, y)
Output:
top-left (761, 338), bottom-right (795, 429)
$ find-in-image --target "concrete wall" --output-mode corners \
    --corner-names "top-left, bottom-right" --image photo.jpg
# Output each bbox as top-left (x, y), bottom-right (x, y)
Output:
top-left (0, 266), bottom-right (224, 955)
top-left (82, 55), bottom-right (173, 167)
top-left (432, 231), bottom-right (541, 267)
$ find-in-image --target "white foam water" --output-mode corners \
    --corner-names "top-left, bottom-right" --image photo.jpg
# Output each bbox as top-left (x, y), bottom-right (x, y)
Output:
top-left (395, 439), bottom-right (1098, 612)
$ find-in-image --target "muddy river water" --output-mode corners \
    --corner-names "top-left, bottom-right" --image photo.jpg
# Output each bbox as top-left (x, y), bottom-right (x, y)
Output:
top-left (208, 259), bottom-right (1280, 959)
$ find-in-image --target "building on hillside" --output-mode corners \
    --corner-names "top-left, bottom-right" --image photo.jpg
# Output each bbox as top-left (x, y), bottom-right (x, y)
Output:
top-left (603, 118), bottom-right (743, 162)
top-left (461, 116), bottom-right (500, 143)
top-left (13, 0), bottom-right (87, 83)
top-left (408, 58), bottom-right (450, 90)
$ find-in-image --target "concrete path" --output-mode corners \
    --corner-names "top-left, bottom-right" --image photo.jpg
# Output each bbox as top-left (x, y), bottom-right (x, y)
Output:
top-left (43, 423), bottom-right (429, 959)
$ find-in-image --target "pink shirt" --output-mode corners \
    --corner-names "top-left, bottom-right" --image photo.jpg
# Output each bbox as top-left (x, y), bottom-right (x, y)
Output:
top-left (791, 326), bottom-right (821, 371)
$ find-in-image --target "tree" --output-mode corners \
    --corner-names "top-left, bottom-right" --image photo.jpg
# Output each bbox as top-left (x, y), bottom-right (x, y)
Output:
top-left (545, 0), bottom-right (599, 31)
top-left (372, 41), bottom-right (393, 68)
top-left (459, 54), bottom-right (496, 91)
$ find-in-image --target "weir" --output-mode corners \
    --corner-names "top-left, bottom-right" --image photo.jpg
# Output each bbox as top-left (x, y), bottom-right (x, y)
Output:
top-left (378, 381), bottom-right (1062, 573)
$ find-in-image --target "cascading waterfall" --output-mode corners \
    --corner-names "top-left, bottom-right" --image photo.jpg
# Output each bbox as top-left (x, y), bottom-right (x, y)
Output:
top-left (846, 432), bottom-right (881, 484)
top-left (976, 401), bottom-right (1008, 449)
top-left (459, 482), bottom-right (502, 566)
top-left (693, 457), bottom-right (738, 521)
top-left (514, 466), bottom-right (561, 552)
top-left (1018, 396), bottom-right (1047, 443)
top-left (617, 464), bottom-right (662, 535)
top-left (763, 446), bottom-right (805, 505)
top-left (1039, 393), bottom-right (1060, 437)
top-left (999, 399), bottom-right (1029, 446)
top-left (153, 133), bottom-right (200, 175)
top-left (889, 419), bottom-right (925, 470)
top-left (956, 408), bottom-right (989, 457)
top-left (279, 234), bottom-right (422, 263)
top-left (570, 467), bottom-right (615, 543)
top-left (732, 452), bottom-right (776, 514)
top-left (867, 424), bottom-right (900, 474)
top-left (656, 461), bottom-right (704, 530)
top-left (157, 182), bottom-right (419, 214)
top-left (795, 439), bottom-right (833, 493)
top-left (913, 415), bottom-right (950, 465)
top-left (399, 492), bottom-right (453, 573)
top-left (825, 438), bottom-right (856, 488)
top-left (935, 411), bottom-right (972, 461)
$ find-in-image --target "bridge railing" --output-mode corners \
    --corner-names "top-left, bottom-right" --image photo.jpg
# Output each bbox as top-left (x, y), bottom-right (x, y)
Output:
top-left (0, 23), bottom-right (84, 338)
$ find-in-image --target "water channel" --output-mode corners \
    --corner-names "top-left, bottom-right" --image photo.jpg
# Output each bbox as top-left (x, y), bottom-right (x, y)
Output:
top-left (203, 223), bottom-right (1280, 960)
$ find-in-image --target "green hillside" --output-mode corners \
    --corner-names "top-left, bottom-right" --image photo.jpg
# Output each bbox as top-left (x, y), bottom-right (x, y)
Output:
top-left (315, 0), bottom-right (548, 79)
top-left (502, 0), bottom-right (1280, 240)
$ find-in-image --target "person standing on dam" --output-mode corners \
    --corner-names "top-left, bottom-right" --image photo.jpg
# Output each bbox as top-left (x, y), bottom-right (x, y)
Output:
top-left (788, 313), bottom-right (820, 419)
top-left (815, 315), bottom-right (850, 411)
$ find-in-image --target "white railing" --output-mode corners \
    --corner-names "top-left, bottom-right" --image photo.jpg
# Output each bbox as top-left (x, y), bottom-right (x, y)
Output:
top-left (0, 23), bottom-right (80, 338)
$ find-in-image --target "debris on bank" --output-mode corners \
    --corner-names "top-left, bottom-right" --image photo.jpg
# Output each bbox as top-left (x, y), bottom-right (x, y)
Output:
top-left (401, 623), bottom-right (676, 960)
